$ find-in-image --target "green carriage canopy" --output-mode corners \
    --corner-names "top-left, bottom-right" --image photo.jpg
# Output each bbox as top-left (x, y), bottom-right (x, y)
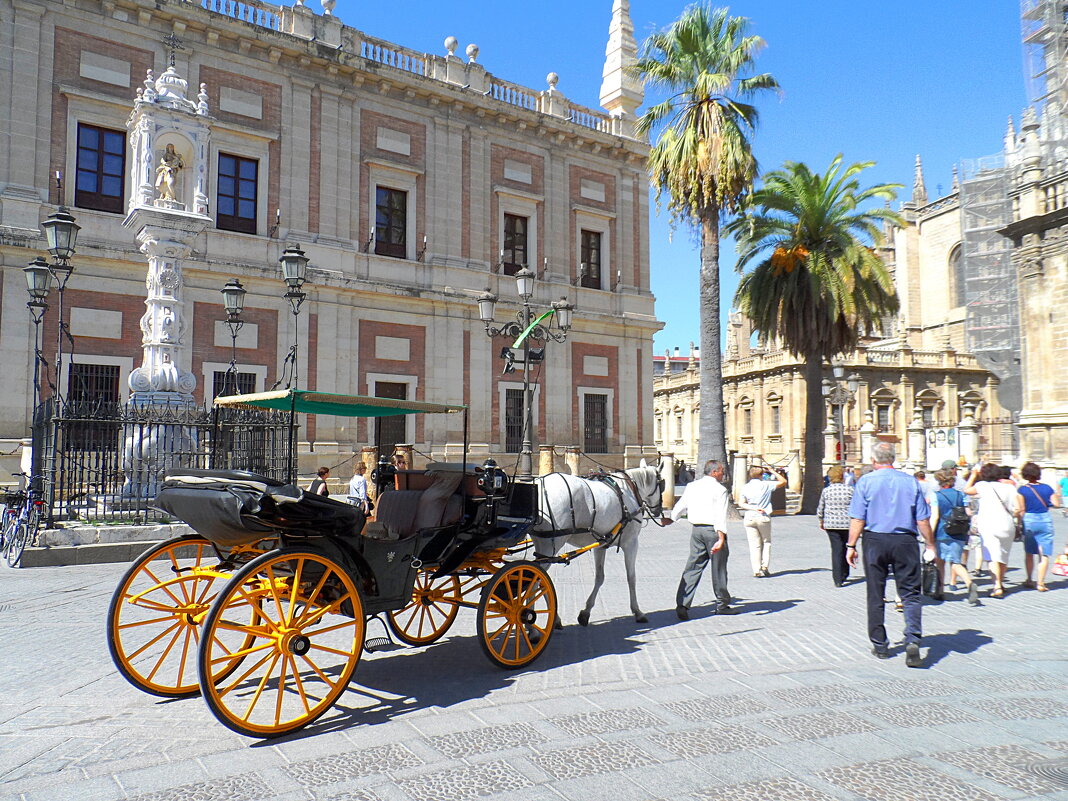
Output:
top-left (213, 389), bottom-right (466, 418)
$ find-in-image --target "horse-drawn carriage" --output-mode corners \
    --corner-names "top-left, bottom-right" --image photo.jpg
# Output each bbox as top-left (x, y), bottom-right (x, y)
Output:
top-left (106, 389), bottom-right (663, 738)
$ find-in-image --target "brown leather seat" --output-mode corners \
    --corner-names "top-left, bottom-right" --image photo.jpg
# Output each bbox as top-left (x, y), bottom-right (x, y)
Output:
top-left (373, 470), bottom-right (464, 539)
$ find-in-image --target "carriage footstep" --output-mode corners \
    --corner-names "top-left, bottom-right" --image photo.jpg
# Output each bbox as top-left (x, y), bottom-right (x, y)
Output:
top-left (364, 636), bottom-right (403, 653)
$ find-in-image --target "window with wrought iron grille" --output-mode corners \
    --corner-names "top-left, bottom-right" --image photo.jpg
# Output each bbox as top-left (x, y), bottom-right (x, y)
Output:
top-left (504, 388), bottom-right (524, 453)
top-left (503, 213), bottom-right (528, 276)
top-left (217, 154), bottom-right (258, 234)
top-left (374, 381), bottom-right (408, 456)
top-left (580, 229), bottom-right (602, 289)
top-left (771, 405), bottom-right (781, 434)
top-left (375, 187), bottom-right (407, 258)
top-left (66, 363), bottom-right (121, 451)
top-left (75, 124), bottom-right (125, 213)
top-left (876, 404), bottom-right (891, 430)
top-left (213, 370), bottom-right (257, 400)
top-left (583, 393), bottom-right (608, 453)
top-left (743, 407), bottom-right (753, 436)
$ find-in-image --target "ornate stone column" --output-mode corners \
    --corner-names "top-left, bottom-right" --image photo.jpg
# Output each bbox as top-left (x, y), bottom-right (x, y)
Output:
top-left (565, 446), bottom-right (581, 476)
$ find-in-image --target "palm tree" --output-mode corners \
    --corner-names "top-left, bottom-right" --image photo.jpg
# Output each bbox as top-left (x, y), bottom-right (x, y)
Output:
top-left (727, 156), bottom-right (903, 513)
top-left (634, 4), bottom-right (779, 466)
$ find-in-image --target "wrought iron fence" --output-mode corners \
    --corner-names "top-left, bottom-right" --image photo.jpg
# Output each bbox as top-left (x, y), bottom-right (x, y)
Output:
top-left (36, 399), bottom-right (297, 526)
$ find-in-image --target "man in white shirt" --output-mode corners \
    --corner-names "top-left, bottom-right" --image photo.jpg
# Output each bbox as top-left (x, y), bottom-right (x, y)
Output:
top-left (670, 460), bottom-right (736, 620)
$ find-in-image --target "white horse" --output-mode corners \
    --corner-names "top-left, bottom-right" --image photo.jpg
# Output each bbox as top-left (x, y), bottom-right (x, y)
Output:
top-left (532, 462), bottom-right (664, 626)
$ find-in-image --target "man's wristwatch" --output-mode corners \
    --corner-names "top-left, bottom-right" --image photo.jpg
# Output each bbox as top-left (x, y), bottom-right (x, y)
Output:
top-left (846, 543), bottom-right (858, 549)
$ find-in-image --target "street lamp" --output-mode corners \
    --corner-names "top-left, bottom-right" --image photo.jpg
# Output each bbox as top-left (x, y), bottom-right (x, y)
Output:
top-left (23, 258), bottom-right (53, 413)
top-left (824, 359), bottom-right (858, 464)
top-left (277, 244), bottom-right (309, 389)
top-left (479, 270), bottom-right (574, 481)
top-left (220, 278), bottom-right (246, 397)
top-left (39, 206), bottom-right (80, 402)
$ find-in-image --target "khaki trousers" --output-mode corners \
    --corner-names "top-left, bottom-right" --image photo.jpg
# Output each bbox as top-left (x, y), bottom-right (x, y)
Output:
top-left (744, 517), bottom-right (772, 573)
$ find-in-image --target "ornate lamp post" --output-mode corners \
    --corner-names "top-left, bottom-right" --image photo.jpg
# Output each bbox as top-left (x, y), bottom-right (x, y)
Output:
top-left (39, 207), bottom-right (80, 401)
top-left (220, 278), bottom-right (246, 397)
top-left (23, 258), bottom-right (53, 412)
top-left (278, 244), bottom-right (308, 390)
top-left (823, 359), bottom-right (860, 464)
top-left (478, 269), bottom-right (573, 481)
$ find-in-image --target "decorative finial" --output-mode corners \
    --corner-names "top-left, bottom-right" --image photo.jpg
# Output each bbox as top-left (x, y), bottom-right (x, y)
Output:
top-left (600, 0), bottom-right (643, 122)
top-left (951, 166), bottom-right (959, 191)
top-left (465, 43), bottom-right (479, 63)
top-left (1022, 106), bottom-right (1039, 130)
top-left (161, 32), bottom-right (184, 69)
top-left (911, 154), bottom-right (927, 206)
top-left (546, 72), bottom-right (559, 90)
top-left (444, 36), bottom-right (458, 56)
top-left (197, 82), bottom-right (209, 115)
top-left (321, 0), bottom-right (335, 14)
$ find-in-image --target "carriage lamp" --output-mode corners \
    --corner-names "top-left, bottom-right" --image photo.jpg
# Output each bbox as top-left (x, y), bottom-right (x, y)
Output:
top-left (221, 278), bottom-right (247, 321)
top-left (477, 290), bottom-right (497, 323)
top-left (41, 206), bottom-right (80, 265)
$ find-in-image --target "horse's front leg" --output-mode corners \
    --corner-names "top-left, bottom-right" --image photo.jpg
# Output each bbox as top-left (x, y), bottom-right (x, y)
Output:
top-left (577, 547), bottom-right (606, 626)
top-left (623, 526), bottom-right (647, 623)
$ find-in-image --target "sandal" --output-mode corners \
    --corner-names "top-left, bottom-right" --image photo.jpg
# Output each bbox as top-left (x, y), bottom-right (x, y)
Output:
top-left (1037, 584), bottom-right (1049, 592)
top-left (1023, 580), bottom-right (1036, 589)
top-left (991, 587), bottom-right (1004, 598)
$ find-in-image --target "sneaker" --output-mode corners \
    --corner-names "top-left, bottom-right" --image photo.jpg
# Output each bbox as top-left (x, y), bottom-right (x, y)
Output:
top-left (871, 647), bottom-right (890, 660)
top-left (675, 606), bottom-right (689, 621)
top-left (714, 605), bottom-right (738, 615)
top-left (968, 583), bottom-right (980, 606)
top-left (905, 642), bottom-right (922, 668)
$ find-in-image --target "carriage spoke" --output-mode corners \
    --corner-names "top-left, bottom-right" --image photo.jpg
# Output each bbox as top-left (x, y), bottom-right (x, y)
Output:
top-left (304, 618), bottom-right (359, 638)
top-left (274, 651), bottom-right (289, 723)
top-left (218, 650), bottom-right (276, 699)
top-left (174, 625), bottom-right (194, 683)
top-left (241, 651), bottom-right (280, 722)
top-left (518, 624), bottom-right (534, 657)
top-left (286, 557), bottom-right (305, 626)
top-left (287, 655), bottom-right (312, 714)
top-left (264, 565), bottom-right (287, 623)
top-left (294, 591), bottom-right (348, 629)
top-left (308, 642), bottom-right (357, 659)
top-left (209, 639), bottom-right (274, 666)
top-left (487, 619), bottom-right (511, 641)
top-left (140, 565), bottom-right (185, 607)
top-left (145, 622), bottom-right (185, 681)
top-left (117, 613), bottom-right (180, 630)
top-left (126, 620), bottom-right (182, 660)
top-left (298, 652), bottom-right (337, 687)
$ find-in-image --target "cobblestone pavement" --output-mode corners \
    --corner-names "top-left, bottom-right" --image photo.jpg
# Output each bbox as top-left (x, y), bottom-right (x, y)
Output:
top-left (2, 515), bottom-right (1067, 801)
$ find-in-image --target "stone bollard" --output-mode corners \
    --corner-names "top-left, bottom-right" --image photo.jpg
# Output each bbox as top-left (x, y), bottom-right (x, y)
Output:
top-left (538, 445), bottom-right (555, 476)
top-left (660, 452), bottom-right (675, 510)
top-left (565, 446), bottom-right (581, 476)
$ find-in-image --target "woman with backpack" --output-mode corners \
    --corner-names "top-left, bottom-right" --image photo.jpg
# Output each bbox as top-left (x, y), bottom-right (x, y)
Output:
top-left (1017, 461), bottom-right (1060, 592)
top-left (930, 469), bottom-right (979, 605)
top-left (964, 463), bottom-right (1019, 598)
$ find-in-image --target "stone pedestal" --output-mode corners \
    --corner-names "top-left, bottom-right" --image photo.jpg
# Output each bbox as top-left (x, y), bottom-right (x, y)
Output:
top-left (907, 407), bottom-right (926, 471)
top-left (538, 445), bottom-right (555, 476)
top-left (823, 411), bottom-right (839, 471)
top-left (565, 446), bottom-right (581, 476)
top-left (859, 411), bottom-right (876, 465)
top-left (361, 446), bottom-right (378, 500)
top-left (787, 449), bottom-right (802, 493)
top-left (959, 407), bottom-right (979, 465)
top-left (659, 452), bottom-right (675, 510)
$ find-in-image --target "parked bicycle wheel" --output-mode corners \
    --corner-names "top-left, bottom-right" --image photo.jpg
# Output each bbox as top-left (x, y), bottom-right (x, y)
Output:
top-left (5, 521), bottom-right (31, 568)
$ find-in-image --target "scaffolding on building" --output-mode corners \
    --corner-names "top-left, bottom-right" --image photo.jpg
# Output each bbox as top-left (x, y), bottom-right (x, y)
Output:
top-left (956, 156), bottom-right (1021, 420)
top-left (1022, 0), bottom-right (1068, 117)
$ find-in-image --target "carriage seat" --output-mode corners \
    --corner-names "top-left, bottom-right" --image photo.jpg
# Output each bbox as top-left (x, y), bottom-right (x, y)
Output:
top-left (369, 469), bottom-right (464, 540)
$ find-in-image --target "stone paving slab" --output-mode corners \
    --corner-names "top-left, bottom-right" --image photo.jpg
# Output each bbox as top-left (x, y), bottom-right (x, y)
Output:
top-left (1, 515), bottom-right (1067, 800)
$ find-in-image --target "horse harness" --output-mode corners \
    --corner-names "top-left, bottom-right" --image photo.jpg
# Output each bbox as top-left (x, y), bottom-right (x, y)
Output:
top-left (540, 470), bottom-right (656, 551)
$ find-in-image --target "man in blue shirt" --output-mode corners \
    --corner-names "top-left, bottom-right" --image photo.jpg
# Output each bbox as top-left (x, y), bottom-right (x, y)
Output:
top-left (846, 442), bottom-right (935, 667)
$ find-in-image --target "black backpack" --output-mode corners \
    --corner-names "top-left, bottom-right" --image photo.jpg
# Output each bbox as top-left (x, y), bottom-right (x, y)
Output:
top-left (939, 490), bottom-right (970, 536)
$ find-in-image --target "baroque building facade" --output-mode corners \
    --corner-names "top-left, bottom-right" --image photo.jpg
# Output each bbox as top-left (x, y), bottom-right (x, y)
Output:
top-left (0, 0), bottom-right (660, 480)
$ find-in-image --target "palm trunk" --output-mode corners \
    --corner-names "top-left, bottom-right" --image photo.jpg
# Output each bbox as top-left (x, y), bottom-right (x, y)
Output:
top-left (800, 349), bottom-right (826, 514)
top-left (698, 212), bottom-right (726, 467)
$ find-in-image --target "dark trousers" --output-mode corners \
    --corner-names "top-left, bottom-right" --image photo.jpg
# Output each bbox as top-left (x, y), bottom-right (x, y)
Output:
top-left (676, 525), bottom-right (731, 610)
top-left (826, 529), bottom-right (850, 585)
top-left (862, 530), bottom-right (922, 649)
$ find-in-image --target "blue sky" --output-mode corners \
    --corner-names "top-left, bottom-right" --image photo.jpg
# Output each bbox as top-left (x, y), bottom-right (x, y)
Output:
top-left (334, 0), bottom-right (1029, 353)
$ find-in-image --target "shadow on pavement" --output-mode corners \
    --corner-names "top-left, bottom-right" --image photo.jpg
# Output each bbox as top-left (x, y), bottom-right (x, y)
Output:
top-left (255, 614), bottom-right (647, 744)
top-left (735, 598), bottom-right (803, 615)
top-left (771, 567), bottom-right (829, 577)
top-left (920, 628), bottom-right (994, 667)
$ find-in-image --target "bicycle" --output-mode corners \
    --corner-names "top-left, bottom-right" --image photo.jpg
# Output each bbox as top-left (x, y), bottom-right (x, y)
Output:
top-left (4, 473), bottom-right (44, 568)
top-left (0, 491), bottom-right (22, 559)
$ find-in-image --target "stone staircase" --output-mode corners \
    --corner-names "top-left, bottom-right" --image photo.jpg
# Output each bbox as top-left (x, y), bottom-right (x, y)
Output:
top-left (19, 522), bottom-right (195, 567)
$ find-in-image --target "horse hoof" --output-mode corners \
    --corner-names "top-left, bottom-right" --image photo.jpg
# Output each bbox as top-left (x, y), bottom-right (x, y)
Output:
top-left (635, 614), bottom-right (648, 623)
top-left (577, 610), bottom-right (590, 627)
top-left (554, 615), bottom-right (564, 630)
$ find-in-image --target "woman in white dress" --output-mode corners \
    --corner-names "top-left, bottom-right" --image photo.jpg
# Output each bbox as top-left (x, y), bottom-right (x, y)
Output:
top-left (963, 463), bottom-right (1019, 598)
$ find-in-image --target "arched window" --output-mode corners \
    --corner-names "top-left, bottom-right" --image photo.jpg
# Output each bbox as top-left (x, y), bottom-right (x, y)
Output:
top-left (948, 244), bottom-right (967, 308)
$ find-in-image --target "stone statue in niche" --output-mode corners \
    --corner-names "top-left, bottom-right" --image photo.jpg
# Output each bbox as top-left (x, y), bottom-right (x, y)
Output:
top-left (155, 144), bottom-right (184, 202)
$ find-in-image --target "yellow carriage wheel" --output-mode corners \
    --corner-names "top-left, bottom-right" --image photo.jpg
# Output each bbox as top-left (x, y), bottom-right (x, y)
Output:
top-left (476, 561), bottom-right (557, 669)
top-left (107, 535), bottom-right (256, 698)
top-left (197, 547), bottom-right (365, 738)
top-left (386, 572), bottom-right (461, 646)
